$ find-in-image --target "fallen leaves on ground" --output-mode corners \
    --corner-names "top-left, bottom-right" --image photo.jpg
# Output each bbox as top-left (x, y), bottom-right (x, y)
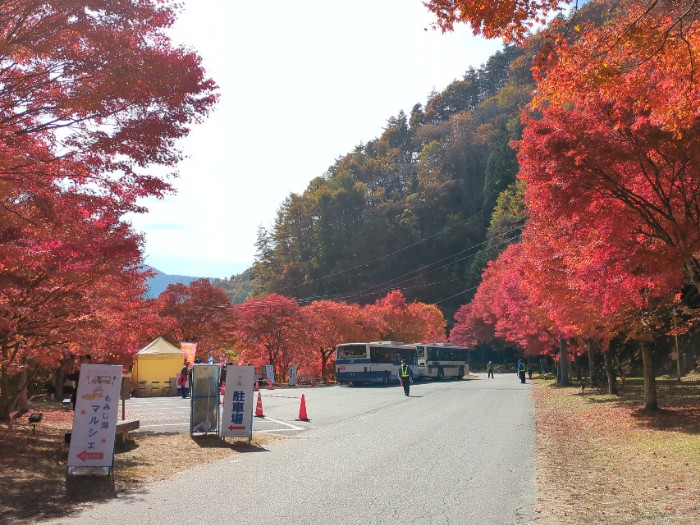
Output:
top-left (534, 375), bottom-right (700, 525)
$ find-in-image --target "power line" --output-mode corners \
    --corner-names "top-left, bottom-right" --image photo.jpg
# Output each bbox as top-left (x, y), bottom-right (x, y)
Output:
top-left (272, 208), bottom-right (491, 294)
top-left (291, 225), bottom-right (523, 305)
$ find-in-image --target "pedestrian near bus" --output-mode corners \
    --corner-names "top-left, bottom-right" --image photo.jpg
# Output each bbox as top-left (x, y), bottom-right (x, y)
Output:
top-left (487, 361), bottom-right (494, 378)
top-left (517, 359), bottom-right (526, 384)
top-left (398, 360), bottom-right (414, 396)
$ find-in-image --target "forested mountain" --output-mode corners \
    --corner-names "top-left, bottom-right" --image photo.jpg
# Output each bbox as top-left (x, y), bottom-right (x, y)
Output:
top-left (143, 266), bottom-right (199, 298)
top-left (212, 268), bottom-right (257, 304)
top-left (251, 40), bottom-right (538, 323)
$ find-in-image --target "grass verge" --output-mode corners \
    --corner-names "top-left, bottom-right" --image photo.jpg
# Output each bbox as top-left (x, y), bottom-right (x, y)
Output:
top-left (533, 374), bottom-right (700, 524)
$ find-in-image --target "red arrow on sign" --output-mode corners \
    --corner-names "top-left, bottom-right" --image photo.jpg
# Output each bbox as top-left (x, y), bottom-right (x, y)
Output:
top-left (76, 450), bottom-right (105, 462)
top-left (228, 425), bottom-right (245, 430)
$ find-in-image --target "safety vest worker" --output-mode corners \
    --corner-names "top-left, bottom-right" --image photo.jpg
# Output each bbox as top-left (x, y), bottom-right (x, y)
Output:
top-left (398, 360), bottom-right (413, 396)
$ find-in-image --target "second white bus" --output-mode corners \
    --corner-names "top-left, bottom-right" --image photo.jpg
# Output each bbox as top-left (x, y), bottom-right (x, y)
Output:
top-left (415, 343), bottom-right (471, 380)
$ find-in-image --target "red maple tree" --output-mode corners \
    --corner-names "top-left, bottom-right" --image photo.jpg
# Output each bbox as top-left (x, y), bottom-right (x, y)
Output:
top-left (0, 1), bottom-right (217, 417)
top-left (302, 300), bottom-right (379, 383)
top-left (364, 290), bottom-right (447, 343)
top-left (234, 294), bottom-right (307, 383)
top-left (156, 279), bottom-right (233, 362)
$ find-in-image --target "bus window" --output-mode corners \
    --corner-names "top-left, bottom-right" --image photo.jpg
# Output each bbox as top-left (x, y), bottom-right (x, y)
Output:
top-left (337, 345), bottom-right (368, 359)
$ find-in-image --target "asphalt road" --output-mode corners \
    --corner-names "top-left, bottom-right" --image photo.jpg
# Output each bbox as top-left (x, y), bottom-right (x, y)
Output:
top-left (44, 373), bottom-right (536, 525)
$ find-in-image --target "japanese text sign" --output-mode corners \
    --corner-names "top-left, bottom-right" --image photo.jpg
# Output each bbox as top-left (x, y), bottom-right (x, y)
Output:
top-left (220, 365), bottom-right (254, 440)
top-left (67, 364), bottom-right (122, 474)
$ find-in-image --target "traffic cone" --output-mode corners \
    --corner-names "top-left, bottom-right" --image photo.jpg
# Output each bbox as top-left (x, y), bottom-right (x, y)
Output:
top-left (298, 394), bottom-right (309, 421)
top-left (255, 392), bottom-right (264, 417)
top-left (267, 380), bottom-right (274, 390)
top-left (254, 379), bottom-right (259, 391)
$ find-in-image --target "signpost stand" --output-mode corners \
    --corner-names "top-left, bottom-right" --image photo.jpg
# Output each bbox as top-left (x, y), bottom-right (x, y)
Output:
top-left (67, 364), bottom-right (122, 476)
top-left (220, 365), bottom-right (255, 443)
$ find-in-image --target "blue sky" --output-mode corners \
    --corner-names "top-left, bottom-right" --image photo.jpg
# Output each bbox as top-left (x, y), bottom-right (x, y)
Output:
top-left (128, 0), bottom-right (504, 279)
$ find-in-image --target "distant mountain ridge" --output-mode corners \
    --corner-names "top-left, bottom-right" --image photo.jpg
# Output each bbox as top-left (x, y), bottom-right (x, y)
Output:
top-left (143, 266), bottom-right (200, 298)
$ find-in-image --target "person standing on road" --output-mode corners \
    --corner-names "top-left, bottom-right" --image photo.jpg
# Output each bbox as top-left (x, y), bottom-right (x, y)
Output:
top-left (487, 361), bottom-right (494, 378)
top-left (398, 360), bottom-right (413, 396)
top-left (517, 359), bottom-right (526, 384)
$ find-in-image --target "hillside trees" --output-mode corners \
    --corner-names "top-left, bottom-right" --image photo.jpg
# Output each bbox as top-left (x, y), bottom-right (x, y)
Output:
top-left (0, 0), bottom-right (217, 417)
top-left (253, 48), bottom-right (534, 320)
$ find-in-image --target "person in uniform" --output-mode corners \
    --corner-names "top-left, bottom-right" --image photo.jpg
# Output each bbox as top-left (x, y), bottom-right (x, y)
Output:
top-left (398, 359), bottom-right (414, 396)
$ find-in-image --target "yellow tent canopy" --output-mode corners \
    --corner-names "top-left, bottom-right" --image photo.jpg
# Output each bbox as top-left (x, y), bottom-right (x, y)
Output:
top-left (131, 337), bottom-right (184, 397)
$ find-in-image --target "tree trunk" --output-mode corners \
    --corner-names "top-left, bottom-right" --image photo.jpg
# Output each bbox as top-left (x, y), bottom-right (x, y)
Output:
top-left (16, 370), bottom-right (29, 411)
top-left (586, 339), bottom-right (597, 385)
top-left (683, 257), bottom-right (700, 297)
top-left (557, 336), bottom-right (571, 385)
top-left (0, 370), bottom-right (23, 421)
top-left (639, 340), bottom-right (659, 411)
top-left (55, 357), bottom-right (73, 403)
top-left (603, 349), bottom-right (617, 395)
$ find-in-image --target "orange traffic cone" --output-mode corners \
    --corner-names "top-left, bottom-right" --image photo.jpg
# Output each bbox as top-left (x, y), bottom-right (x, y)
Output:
top-left (267, 380), bottom-right (274, 390)
top-left (254, 379), bottom-right (259, 391)
top-left (298, 394), bottom-right (309, 421)
top-left (255, 392), bottom-right (264, 417)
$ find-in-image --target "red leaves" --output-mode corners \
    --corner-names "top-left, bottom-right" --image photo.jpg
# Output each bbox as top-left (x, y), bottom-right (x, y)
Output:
top-left (364, 290), bottom-right (447, 342)
top-left (156, 279), bottom-right (232, 358)
top-left (0, 1), bottom-right (216, 417)
top-left (424, 0), bottom-right (565, 43)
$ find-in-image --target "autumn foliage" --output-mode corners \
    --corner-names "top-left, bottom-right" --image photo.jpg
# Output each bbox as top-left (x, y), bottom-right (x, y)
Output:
top-left (446, 2), bottom-right (700, 409)
top-left (0, 1), bottom-right (217, 419)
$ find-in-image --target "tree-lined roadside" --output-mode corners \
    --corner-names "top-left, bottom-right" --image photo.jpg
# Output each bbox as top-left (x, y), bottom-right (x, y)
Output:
top-left (533, 376), bottom-right (700, 524)
top-left (1, 374), bottom-right (697, 523)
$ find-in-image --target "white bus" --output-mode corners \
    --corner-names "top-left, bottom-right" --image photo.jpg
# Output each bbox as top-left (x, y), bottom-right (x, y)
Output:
top-left (335, 341), bottom-right (419, 385)
top-left (415, 343), bottom-right (470, 380)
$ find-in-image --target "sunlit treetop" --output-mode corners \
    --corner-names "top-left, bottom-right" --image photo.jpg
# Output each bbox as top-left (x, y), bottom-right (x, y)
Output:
top-left (424, 0), bottom-right (700, 44)
top-left (424, 0), bottom-right (569, 42)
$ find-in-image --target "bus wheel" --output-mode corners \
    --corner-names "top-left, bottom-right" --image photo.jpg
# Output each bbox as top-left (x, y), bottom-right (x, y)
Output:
top-left (458, 366), bottom-right (464, 379)
top-left (437, 368), bottom-right (444, 380)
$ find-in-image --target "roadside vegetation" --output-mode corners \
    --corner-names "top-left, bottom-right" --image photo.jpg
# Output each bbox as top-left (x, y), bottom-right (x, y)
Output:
top-left (533, 374), bottom-right (700, 524)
